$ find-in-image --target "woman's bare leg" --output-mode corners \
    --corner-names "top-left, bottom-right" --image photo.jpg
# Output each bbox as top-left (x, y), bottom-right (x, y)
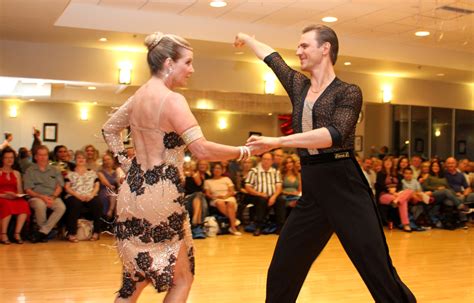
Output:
top-left (164, 243), bottom-right (193, 303)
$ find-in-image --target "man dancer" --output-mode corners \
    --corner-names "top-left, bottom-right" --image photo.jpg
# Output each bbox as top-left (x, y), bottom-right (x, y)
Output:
top-left (235, 25), bottom-right (416, 303)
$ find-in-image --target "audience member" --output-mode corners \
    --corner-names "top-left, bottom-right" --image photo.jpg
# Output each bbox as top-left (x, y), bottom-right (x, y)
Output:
top-left (24, 145), bottom-right (66, 243)
top-left (52, 145), bottom-right (76, 177)
top-left (445, 157), bottom-right (474, 205)
top-left (245, 152), bottom-right (283, 236)
top-left (204, 163), bottom-right (241, 236)
top-left (0, 148), bottom-right (30, 244)
top-left (375, 156), bottom-right (414, 232)
top-left (97, 153), bottom-right (119, 219)
top-left (17, 147), bottom-right (32, 174)
top-left (410, 155), bottom-right (423, 180)
top-left (64, 151), bottom-right (102, 242)
top-left (278, 156), bottom-right (301, 209)
top-left (84, 144), bottom-right (100, 171)
top-left (0, 132), bottom-right (13, 151)
top-left (272, 148), bottom-right (285, 169)
top-left (361, 157), bottom-right (376, 195)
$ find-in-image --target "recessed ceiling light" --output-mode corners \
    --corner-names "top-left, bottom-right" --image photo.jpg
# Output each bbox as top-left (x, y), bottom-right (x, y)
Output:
top-left (344, 62), bottom-right (351, 66)
top-left (93, 101), bottom-right (98, 105)
top-left (210, 0), bottom-right (227, 8)
top-left (99, 37), bottom-right (107, 42)
top-left (268, 113), bottom-right (273, 116)
top-left (235, 51), bottom-right (244, 55)
top-left (28, 98), bottom-right (35, 101)
top-left (436, 73), bottom-right (445, 77)
top-left (415, 31), bottom-right (430, 37)
top-left (322, 16), bottom-right (338, 23)
top-left (88, 86), bottom-right (96, 90)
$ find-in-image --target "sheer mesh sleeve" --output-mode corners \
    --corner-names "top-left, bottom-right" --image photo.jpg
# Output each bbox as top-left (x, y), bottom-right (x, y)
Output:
top-left (102, 97), bottom-right (133, 165)
top-left (327, 85), bottom-right (362, 147)
top-left (263, 52), bottom-right (308, 105)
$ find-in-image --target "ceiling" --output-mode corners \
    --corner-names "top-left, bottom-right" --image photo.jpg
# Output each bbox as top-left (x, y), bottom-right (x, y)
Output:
top-left (0, 0), bottom-right (473, 89)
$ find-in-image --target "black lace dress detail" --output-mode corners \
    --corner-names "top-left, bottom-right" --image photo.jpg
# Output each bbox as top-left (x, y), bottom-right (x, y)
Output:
top-left (264, 52), bottom-right (362, 156)
top-left (163, 132), bottom-right (185, 149)
top-left (126, 158), bottom-right (183, 196)
top-left (116, 211), bottom-right (186, 243)
top-left (118, 270), bottom-right (146, 298)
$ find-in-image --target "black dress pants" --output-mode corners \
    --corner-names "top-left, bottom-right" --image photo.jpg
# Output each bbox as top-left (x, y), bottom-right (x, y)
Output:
top-left (65, 196), bottom-right (103, 234)
top-left (249, 194), bottom-right (286, 227)
top-left (266, 156), bottom-right (416, 303)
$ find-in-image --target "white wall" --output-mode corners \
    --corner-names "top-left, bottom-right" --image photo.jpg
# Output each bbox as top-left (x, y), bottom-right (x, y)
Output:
top-left (1, 101), bottom-right (280, 154)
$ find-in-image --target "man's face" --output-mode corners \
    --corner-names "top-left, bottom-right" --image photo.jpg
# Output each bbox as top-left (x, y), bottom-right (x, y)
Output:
top-left (56, 147), bottom-right (68, 162)
top-left (261, 153), bottom-right (273, 170)
top-left (363, 159), bottom-right (373, 171)
top-left (445, 158), bottom-right (457, 171)
top-left (411, 157), bottom-right (422, 168)
top-left (403, 170), bottom-right (413, 181)
top-left (274, 149), bottom-right (284, 165)
top-left (296, 31), bottom-right (326, 72)
top-left (35, 149), bottom-right (49, 166)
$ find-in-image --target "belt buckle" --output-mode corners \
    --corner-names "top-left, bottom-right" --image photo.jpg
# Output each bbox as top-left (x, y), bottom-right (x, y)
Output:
top-left (334, 152), bottom-right (350, 160)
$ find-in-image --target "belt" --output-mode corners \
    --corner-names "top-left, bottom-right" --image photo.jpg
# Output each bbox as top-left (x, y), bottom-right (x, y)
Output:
top-left (300, 150), bottom-right (354, 165)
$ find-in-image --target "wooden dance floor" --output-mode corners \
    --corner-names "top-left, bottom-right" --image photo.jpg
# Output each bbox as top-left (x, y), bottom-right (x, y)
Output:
top-left (1, 226), bottom-right (473, 302)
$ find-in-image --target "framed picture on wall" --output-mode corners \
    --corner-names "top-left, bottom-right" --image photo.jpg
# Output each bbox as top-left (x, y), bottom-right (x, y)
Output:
top-left (457, 140), bottom-right (466, 155)
top-left (354, 135), bottom-right (363, 152)
top-left (415, 138), bottom-right (424, 153)
top-left (43, 123), bottom-right (58, 142)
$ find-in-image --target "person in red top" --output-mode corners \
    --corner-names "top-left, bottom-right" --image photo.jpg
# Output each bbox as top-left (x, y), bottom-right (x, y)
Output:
top-left (0, 147), bottom-right (30, 244)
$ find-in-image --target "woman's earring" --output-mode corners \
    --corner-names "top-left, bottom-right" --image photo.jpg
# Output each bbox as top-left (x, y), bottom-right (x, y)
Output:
top-left (164, 67), bottom-right (173, 80)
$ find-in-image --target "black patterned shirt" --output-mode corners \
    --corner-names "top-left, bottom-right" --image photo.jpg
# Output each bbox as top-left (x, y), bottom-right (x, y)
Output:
top-left (264, 52), bottom-right (362, 156)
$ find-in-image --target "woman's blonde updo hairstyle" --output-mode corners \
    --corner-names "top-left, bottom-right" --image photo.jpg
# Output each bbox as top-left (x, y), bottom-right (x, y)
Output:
top-left (144, 32), bottom-right (193, 75)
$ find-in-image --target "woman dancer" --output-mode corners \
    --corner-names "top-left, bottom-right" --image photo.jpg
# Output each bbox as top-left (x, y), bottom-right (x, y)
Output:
top-left (102, 32), bottom-right (251, 303)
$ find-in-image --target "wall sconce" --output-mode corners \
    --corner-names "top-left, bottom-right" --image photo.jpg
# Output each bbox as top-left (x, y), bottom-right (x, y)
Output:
top-left (435, 128), bottom-right (441, 137)
top-left (118, 61), bottom-right (132, 85)
top-left (80, 108), bottom-right (89, 121)
top-left (264, 73), bottom-right (276, 95)
top-left (9, 105), bottom-right (18, 118)
top-left (382, 85), bottom-right (392, 103)
top-left (218, 117), bottom-right (228, 130)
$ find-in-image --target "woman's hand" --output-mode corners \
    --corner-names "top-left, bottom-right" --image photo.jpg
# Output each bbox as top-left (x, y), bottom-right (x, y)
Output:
top-left (246, 135), bottom-right (281, 155)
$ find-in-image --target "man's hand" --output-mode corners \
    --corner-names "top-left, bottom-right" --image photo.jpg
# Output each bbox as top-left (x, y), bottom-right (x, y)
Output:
top-left (246, 135), bottom-right (281, 155)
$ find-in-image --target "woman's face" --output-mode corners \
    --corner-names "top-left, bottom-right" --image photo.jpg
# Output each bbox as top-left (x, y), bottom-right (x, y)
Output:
top-left (242, 159), bottom-right (253, 171)
top-left (171, 48), bottom-right (194, 87)
top-left (75, 154), bottom-right (86, 166)
top-left (432, 162), bottom-right (440, 174)
top-left (85, 147), bottom-right (95, 160)
top-left (2, 152), bottom-right (15, 168)
top-left (103, 155), bottom-right (114, 168)
top-left (212, 165), bottom-right (223, 178)
top-left (285, 158), bottom-right (294, 171)
top-left (56, 147), bottom-right (68, 162)
top-left (383, 159), bottom-right (393, 169)
top-left (399, 158), bottom-right (409, 169)
top-left (421, 163), bottom-right (430, 174)
top-left (6, 134), bottom-right (13, 142)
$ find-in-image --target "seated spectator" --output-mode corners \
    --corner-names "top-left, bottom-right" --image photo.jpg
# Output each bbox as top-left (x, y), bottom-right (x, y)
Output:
top-left (422, 161), bottom-right (468, 226)
top-left (0, 148), bottom-right (30, 244)
top-left (396, 156), bottom-right (410, 180)
top-left (445, 157), bottom-right (474, 206)
top-left (278, 156), bottom-right (301, 209)
top-left (204, 163), bottom-right (241, 236)
top-left (458, 158), bottom-right (471, 185)
top-left (410, 155), bottom-right (423, 180)
top-left (417, 161), bottom-right (431, 184)
top-left (17, 147), bottom-right (32, 174)
top-left (97, 153), bottom-right (119, 219)
top-left (64, 151), bottom-right (102, 242)
top-left (272, 148), bottom-right (285, 169)
top-left (31, 127), bottom-right (42, 158)
top-left (372, 157), bottom-right (382, 173)
top-left (183, 160), bottom-right (210, 239)
top-left (375, 156), bottom-right (414, 232)
top-left (235, 157), bottom-right (255, 223)
top-left (361, 157), bottom-right (376, 195)
top-left (402, 168), bottom-right (429, 204)
top-left (245, 152), bottom-right (283, 236)
top-left (24, 145), bottom-right (66, 243)
top-left (0, 132), bottom-right (13, 151)
top-left (52, 145), bottom-right (76, 177)
top-left (291, 154), bottom-right (301, 173)
top-left (84, 144), bottom-right (100, 171)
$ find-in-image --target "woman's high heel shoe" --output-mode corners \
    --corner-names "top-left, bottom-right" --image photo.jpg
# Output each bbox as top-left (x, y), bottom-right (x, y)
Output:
top-left (1, 233), bottom-right (11, 245)
top-left (13, 233), bottom-right (24, 244)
